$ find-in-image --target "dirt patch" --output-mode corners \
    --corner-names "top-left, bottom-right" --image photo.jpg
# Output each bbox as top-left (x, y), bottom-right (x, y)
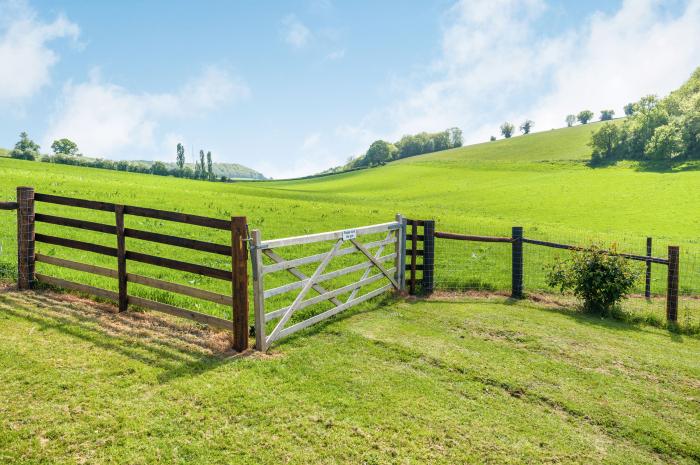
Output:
top-left (0, 286), bottom-right (239, 356)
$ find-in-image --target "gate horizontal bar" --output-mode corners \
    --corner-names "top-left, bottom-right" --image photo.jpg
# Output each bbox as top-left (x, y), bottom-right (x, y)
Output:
top-left (434, 231), bottom-right (513, 243)
top-left (265, 270), bottom-right (394, 322)
top-left (263, 252), bottom-right (396, 299)
top-left (124, 228), bottom-right (231, 256)
top-left (126, 251), bottom-right (232, 281)
top-left (274, 283), bottom-right (393, 341)
top-left (262, 237), bottom-right (396, 275)
top-left (261, 222), bottom-right (398, 249)
top-left (35, 213), bottom-right (117, 234)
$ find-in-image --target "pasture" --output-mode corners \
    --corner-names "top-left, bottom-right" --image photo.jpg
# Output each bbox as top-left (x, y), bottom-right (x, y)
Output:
top-left (2, 121), bottom-right (699, 327)
top-left (1, 287), bottom-right (698, 464)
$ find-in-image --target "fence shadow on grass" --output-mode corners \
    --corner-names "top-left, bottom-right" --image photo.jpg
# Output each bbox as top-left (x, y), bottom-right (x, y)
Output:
top-left (0, 288), bottom-right (242, 383)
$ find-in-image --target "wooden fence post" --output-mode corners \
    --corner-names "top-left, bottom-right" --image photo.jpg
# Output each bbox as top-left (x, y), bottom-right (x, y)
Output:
top-left (511, 226), bottom-right (523, 299)
top-left (16, 187), bottom-right (35, 290)
top-left (231, 216), bottom-right (249, 352)
top-left (115, 205), bottom-right (128, 312)
top-left (251, 229), bottom-right (266, 351)
top-left (422, 220), bottom-right (435, 295)
top-left (409, 220), bottom-right (417, 295)
top-left (666, 245), bottom-right (679, 323)
top-left (645, 237), bottom-right (652, 298)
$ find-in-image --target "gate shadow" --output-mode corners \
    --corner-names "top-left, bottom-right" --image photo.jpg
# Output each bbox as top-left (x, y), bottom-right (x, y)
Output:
top-left (0, 288), bottom-right (243, 383)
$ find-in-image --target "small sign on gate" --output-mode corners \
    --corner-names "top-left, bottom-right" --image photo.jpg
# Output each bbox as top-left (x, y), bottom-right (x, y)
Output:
top-left (342, 229), bottom-right (357, 241)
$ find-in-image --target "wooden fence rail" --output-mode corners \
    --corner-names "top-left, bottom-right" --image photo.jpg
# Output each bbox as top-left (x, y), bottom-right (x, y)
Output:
top-left (432, 224), bottom-right (680, 323)
top-left (11, 187), bottom-right (250, 351)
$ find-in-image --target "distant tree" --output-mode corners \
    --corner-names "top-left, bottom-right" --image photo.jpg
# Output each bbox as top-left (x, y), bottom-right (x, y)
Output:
top-left (116, 160), bottom-right (129, 171)
top-left (644, 123), bottom-right (684, 160)
top-left (519, 120), bottom-right (534, 135)
top-left (206, 151), bottom-right (213, 180)
top-left (176, 143), bottom-right (185, 170)
top-left (637, 94), bottom-right (659, 113)
top-left (448, 127), bottom-right (463, 148)
top-left (565, 114), bottom-right (576, 127)
top-left (197, 150), bottom-right (206, 179)
top-left (600, 109), bottom-right (615, 121)
top-left (500, 122), bottom-right (515, 138)
top-left (589, 122), bottom-right (621, 163)
top-left (623, 103), bottom-right (636, 116)
top-left (51, 138), bottom-right (80, 157)
top-left (365, 140), bottom-right (395, 165)
top-left (577, 110), bottom-right (594, 124)
top-left (151, 161), bottom-right (169, 176)
top-left (490, 135), bottom-right (496, 141)
top-left (433, 130), bottom-right (451, 151)
top-left (10, 132), bottom-right (40, 161)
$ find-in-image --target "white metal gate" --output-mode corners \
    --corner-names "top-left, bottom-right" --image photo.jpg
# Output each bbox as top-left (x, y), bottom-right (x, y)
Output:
top-left (250, 215), bottom-right (405, 351)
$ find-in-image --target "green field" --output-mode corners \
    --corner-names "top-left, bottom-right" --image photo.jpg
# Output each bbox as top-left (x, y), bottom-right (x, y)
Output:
top-left (1, 120), bottom-right (699, 328)
top-left (1, 288), bottom-right (698, 464)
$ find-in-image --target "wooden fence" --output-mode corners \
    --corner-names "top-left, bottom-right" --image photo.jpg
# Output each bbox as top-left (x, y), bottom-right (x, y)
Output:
top-left (404, 218), bottom-right (435, 295)
top-left (8, 186), bottom-right (249, 351)
top-left (250, 217), bottom-right (404, 351)
top-left (427, 225), bottom-right (681, 323)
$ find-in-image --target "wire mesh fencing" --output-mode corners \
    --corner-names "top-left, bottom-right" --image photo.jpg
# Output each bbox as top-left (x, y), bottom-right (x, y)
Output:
top-left (431, 222), bottom-right (700, 330)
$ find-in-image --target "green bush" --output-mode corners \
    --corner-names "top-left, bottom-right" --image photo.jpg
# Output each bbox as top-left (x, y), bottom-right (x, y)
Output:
top-left (546, 244), bottom-right (641, 315)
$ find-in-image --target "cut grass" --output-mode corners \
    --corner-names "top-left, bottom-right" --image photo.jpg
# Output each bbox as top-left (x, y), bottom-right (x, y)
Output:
top-left (0, 288), bottom-right (698, 464)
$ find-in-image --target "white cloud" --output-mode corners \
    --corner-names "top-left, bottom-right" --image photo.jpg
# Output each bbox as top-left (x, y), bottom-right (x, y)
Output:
top-left (0, 0), bottom-right (79, 102)
top-left (43, 66), bottom-right (250, 159)
top-left (339, 0), bottom-right (700, 150)
top-left (281, 14), bottom-right (311, 48)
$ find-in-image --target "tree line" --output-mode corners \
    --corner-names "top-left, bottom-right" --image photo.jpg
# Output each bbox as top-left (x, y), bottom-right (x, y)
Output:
top-left (8, 133), bottom-right (227, 181)
top-left (493, 109), bottom-right (617, 141)
top-left (589, 67), bottom-right (700, 164)
top-left (323, 127), bottom-right (464, 174)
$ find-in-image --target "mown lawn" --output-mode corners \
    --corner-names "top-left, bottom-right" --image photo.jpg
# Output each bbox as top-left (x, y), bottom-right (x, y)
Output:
top-left (0, 287), bottom-right (698, 464)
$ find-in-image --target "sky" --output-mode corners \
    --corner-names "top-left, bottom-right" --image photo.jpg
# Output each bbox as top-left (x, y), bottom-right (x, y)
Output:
top-left (1, 0), bottom-right (699, 179)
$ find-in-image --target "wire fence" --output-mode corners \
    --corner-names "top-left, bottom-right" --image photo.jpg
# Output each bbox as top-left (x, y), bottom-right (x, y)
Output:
top-left (432, 223), bottom-right (700, 329)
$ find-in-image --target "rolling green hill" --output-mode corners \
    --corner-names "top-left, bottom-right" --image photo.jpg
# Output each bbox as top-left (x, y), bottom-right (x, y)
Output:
top-left (1, 120), bottom-right (699, 326)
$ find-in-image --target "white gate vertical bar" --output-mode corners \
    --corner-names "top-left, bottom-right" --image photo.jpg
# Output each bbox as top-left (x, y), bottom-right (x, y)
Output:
top-left (395, 213), bottom-right (405, 291)
top-left (251, 229), bottom-right (267, 351)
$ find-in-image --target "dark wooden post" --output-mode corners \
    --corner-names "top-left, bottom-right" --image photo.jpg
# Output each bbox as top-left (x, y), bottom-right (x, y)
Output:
top-left (644, 237), bottom-right (652, 298)
top-left (511, 226), bottom-right (523, 299)
top-left (16, 187), bottom-right (35, 290)
top-left (231, 216), bottom-right (249, 352)
top-left (115, 205), bottom-right (128, 312)
top-left (409, 220), bottom-right (417, 295)
top-left (422, 220), bottom-right (435, 295)
top-left (666, 245), bottom-right (679, 323)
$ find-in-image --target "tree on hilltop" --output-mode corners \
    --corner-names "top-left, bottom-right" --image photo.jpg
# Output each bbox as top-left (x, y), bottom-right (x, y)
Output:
top-left (51, 138), bottom-right (80, 157)
top-left (176, 143), bottom-right (185, 170)
top-left (600, 110), bottom-right (615, 121)
top-left (577, 110), bottom-right (594, 124)
top-left (565, 114), bottom-right (576, 127)
top-left (500, 122), bottom-right (515, 138)
top-left (520, 120), bottom-right (534, 135)
top-left (10, 132), bottom-right (40, 161)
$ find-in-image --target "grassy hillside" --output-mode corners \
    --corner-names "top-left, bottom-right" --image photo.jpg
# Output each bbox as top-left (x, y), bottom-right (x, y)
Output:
top-left (1, 121), bottom-right (699, 326)
top-left (1, 289), bottom-right (698, 464)
top-left (135, 160), bottom-right (266, 180)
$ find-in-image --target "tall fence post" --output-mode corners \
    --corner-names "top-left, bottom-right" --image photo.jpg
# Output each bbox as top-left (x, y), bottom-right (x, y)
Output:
top-left (16, 187), bottom-right (35, 290)
top-left (115, 205), bottom-right (128, 312)
top-left (250, 229), bottom-right (266, 351)
top-left (409, 220), bottom-right (417, 295)
top-left (511, 226), bottom-right (523, 299)
top-left (422, 220), bottom-right (435, 295)
top-left (231, 216), bottom-right (249, 352)
top-left (645, 237), bottom-right (652, 298)
top-left (395, 214), bottom-right (406, 292)
top-left (666, 245), bottom-right (679, 323)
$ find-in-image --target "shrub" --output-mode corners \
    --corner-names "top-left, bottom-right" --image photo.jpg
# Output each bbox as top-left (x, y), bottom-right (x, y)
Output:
top-left (546, 244), bottom-right (640, 315)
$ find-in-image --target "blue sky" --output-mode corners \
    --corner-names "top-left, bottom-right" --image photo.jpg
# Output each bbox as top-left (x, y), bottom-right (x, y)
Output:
top-left (1, 0), bottom-right (699, 178)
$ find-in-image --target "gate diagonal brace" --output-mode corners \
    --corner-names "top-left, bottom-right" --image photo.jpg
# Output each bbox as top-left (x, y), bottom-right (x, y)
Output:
top-left (349, 238), bottom-right (399, 289)
top-left (262, 248), bottom-right (343, 308)
top-left (346, 231), bottom-right (393, 303)
top-left (267, 238), bottom-right (343, 344)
